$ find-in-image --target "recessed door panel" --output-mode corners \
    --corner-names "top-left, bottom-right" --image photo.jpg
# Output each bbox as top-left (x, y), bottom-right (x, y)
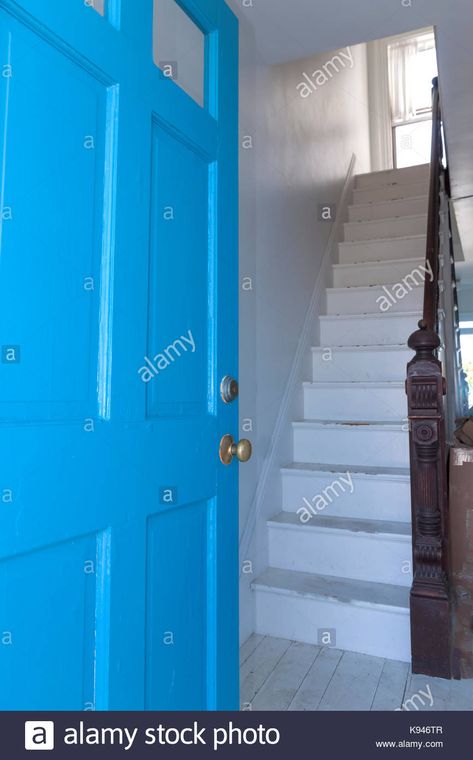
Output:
top-left (145, 122), bottom-right (213, 418)
top-left (145, 499), bottom-right (214, 709)
top-left (0, 530), bottom-right (110, 710)
top-left (0, 21), bottom-right (111, 421)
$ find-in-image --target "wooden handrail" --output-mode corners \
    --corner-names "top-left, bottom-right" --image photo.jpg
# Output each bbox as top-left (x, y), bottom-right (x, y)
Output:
top-left (406, 77), bottom-right (452, 679)
top-left (422, 78), bottom-right (442, 330)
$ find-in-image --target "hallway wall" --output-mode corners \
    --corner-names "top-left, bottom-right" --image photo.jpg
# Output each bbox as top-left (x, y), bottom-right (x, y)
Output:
top-left (233, 11), bottom-right (373, 642)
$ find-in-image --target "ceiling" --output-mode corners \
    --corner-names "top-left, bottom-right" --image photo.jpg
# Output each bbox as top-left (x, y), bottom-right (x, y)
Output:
top-left (227, 0), bottom-right (473, 271)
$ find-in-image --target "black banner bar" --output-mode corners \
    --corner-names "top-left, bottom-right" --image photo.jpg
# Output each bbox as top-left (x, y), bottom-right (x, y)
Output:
top-left (4, 710), bottom-right (471, 758)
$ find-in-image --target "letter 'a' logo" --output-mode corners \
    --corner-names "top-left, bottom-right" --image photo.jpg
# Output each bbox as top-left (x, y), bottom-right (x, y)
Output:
top-left (24, 721), bottom-right (55, 750)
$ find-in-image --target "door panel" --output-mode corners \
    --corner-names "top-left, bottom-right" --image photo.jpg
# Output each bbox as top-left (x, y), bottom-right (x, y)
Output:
top-left (146, 121), bottom-right (212, 419)
top-left (2, 530), bottom-right (108, 710)
top-left (145, 498), bottom-right (213, 710)
top-left (0, 0), bottom-right (238, 710)
top-left (0, 14), bottom-right (109, 422)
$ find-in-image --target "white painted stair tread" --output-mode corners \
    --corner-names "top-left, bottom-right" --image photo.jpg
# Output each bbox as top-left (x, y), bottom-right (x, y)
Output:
top-left (319, 310), bottom-right (421, 347)
top-left (339, 235), bottom-right (426, 265)
top-left (320, 309), bottom-right (422, 320)
top-left (294, 419), bottom-right (406, 427)
top-left (333, 256), bottom-right (427, 287)
top-left (327, 284), bottom-right (423, 293)
top-left (345, 212), bottom-right (426, 228)
top-left (281, 462), bottom-right (411, 523)
top-left (355, 163), bottom-right (429, 189)
top-left (311, 344), bottom-right (412, 382)
top-left (348, 195), bottom-right (428, 223)
top-left (293, 421), bottom-right (409, 468)
top-left (326, 284), bottom-right (422, 316)
top-left (332, 256), bottom-right (426, 273)
top-left (268, 511), bottom-right (411, 538)
top-left (343, 214), bottom-right (427, 242)
top-left (303, 380), bottom-right (407, 420)
top-left (253, 567), bottom-right (410, 611)
top-left (353, 181), bottom-right (429, 204)
top-left (281, 461), bottom-right (410, 478)
top-left (312, 343), bottom-right (411, 352)
top-left (304, 380), bottom-right (405, 387)
top-left (340, 233), bottom-right (426, 245)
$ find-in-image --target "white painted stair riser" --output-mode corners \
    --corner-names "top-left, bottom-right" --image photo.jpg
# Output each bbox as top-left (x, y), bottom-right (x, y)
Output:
top-left (339, 235), bottom-right (426, 264)
top-left (326, 285), bottom-right (423, 315)
top-left (355, 164), bottom-right (429, 190)
top-left (319, 312), bottom-right (421, 347)
top-left (333, 257), bottom-right (426, 288)
top-left (268, 521), bottom-right (412, 587)
top-left (293, 422), bottom-right (409, 468)
top-left (254, 588), bottom-right (411, 662)
top-left (348, 195), bottom-right (428, 223)
top-left (353, 180), bottom-right (428, 204)
top-left (303, 382), bottom-right (407, 421)
top-left (281, 468), bottom-right (412, 522)
top-left (312, 346), bottom-right (412, 382)
top-left (344, 214), bottom-right (427, 242)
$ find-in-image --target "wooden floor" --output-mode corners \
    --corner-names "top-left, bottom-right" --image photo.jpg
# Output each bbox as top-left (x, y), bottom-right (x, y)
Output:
top-left (240, 635), bottom-right (473, 711)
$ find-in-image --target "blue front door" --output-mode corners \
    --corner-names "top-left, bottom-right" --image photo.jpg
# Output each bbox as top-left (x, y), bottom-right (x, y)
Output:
top-left (0, 0), bottom-right (238, 710)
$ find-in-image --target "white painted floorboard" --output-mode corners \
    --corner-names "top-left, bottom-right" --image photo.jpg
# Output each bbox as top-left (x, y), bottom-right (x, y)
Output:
top-left (240, 635), bottom-right (473, 711)
top-left (240, 636), bottom-right (292, 707)
top-left (251, 642), bottom-right (320, 711)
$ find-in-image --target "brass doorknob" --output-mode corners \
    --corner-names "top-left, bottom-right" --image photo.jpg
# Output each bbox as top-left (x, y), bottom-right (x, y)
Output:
top-left (219, 434), bottom-right (253, 465)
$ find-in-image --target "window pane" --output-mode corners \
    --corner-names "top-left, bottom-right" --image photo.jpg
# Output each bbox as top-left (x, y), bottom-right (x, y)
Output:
top-left (153, 0), bottom-right (205, 108)
top-left (412, 46), bottom-right (438, 113)
top-left (388, 31), bottom-right (438, 122)
top-left (395, 120), bottom-right (432, 169)
top-left (460, 328), bottom-right (473, 408)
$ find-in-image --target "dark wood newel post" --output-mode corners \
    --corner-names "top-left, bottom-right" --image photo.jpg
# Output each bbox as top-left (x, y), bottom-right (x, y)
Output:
top-left (407, 320), bottom-right (451, 678)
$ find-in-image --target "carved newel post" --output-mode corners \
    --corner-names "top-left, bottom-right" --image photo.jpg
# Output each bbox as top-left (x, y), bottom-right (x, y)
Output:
top-left (406, 320), bottom-right (451, 678)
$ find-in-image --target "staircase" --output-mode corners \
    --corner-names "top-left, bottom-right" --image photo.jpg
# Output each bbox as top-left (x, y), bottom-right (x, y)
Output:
top-left (252, 163), bottom-right (431, 663)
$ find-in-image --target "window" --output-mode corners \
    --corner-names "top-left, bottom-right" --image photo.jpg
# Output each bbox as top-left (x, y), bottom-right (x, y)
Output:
top-left (153, 0), bottom-right (205, 108)
top-left (388, 32), bottom-right (438, 168)
top-left (460, 322), bottom-right (473, 408)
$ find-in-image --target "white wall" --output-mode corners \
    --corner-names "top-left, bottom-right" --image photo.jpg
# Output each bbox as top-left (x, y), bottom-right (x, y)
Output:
top-left (232, 13), bottom-right (372, 642)
top-left (236, 12), bottom-right (259, 641)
